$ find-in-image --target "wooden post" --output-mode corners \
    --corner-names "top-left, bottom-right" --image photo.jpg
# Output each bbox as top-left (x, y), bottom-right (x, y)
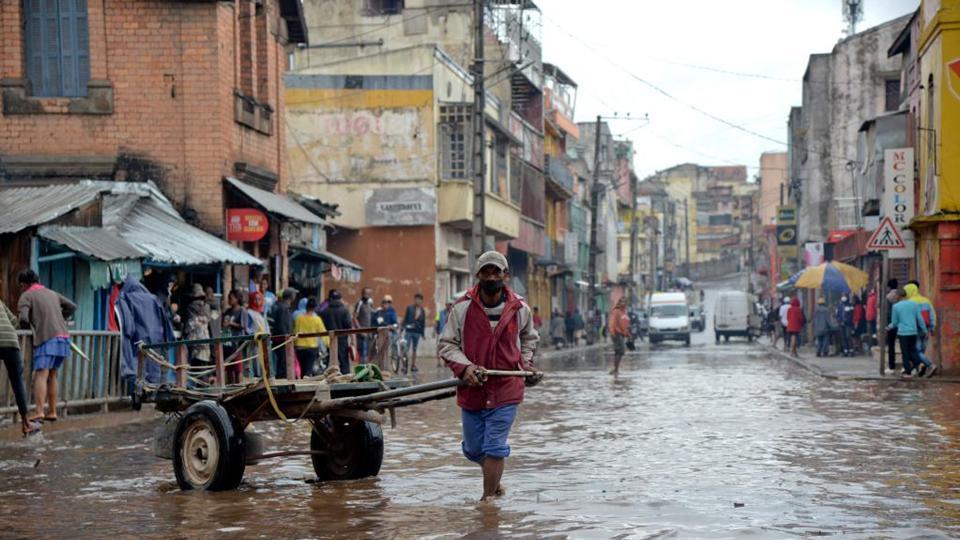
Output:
top-left (259, 337), bottom-right (271, 379)
top-left (175, 344), bottom-right (188, 388)
top-left (878, 252), bottom-right (887, 376)
top-left (214, 342), bottom-right (226, 386)
top-left (285, 339), bottom-right (297, 380)
top-left (375, 327), bottom-right (389, 370)
top-left (329, 331), bottom-right (339, 374)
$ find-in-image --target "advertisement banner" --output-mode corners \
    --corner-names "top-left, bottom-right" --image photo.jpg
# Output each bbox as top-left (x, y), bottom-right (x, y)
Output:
top-left (803, 242), bottom-right (825, 266)
top-left (882, 148), bottom-right (915, 259)
top-left (226, 208), bottom-right (269, 242)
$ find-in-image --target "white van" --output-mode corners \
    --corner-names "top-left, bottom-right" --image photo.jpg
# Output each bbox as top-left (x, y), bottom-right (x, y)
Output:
top-left (714, 291), bottom-right (761, 343)
top-left (648, 292), bottom-right (691, 345)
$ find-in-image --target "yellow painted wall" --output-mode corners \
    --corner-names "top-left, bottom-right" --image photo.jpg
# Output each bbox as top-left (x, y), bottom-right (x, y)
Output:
top-left (919, 0), bottom-right (960, 214)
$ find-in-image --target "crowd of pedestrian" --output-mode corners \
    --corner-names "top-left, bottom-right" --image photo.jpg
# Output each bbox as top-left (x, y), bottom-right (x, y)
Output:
top-left (767, 277), bottom-right (938, 377)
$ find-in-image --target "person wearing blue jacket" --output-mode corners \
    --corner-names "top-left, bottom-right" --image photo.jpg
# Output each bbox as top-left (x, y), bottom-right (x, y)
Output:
top-left (116, 275), bottom-right (175, 387)
top-left (887, 288), bottom-right (929, 377)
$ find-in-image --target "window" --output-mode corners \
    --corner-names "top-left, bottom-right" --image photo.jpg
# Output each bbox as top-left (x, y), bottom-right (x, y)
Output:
top-left (363, 0), bottom-right (403, 15)
top-left (23, 0), bottom-right (90, 97)
top-left (440, 105), bottom-right (471, 180)
top-left (884, 78), bottom-right (901, 112)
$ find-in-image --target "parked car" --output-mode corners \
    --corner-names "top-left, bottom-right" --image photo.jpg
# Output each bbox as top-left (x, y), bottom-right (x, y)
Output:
top-left (648, 292), bottom-right (691, 346)
top-left (713, 291), bottom-right (761, 343)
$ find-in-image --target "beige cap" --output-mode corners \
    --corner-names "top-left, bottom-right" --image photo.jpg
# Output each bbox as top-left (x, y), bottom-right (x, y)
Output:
top-left (476, 250), bottom-right (508, 273)
top-left (382, 294), bottom-right (393, 303)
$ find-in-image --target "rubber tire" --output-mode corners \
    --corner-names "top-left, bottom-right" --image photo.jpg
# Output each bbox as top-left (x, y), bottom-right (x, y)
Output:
top-left (724, 335), bottom-right (730, 343)
top-left (715, 332), bottom-right (721, 344)
top-left (311, 416), bottom-right (384, 481)
top-left (747, 334), bottom-right (754, 343)
top-left (173, 400), bottom-right (246, 491)
top-left (684, 335), bottom-right (691, 346)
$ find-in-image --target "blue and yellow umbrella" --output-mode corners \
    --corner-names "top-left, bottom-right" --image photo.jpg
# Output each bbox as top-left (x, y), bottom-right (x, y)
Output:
top-left (789, 261), bottom-right (869, 294)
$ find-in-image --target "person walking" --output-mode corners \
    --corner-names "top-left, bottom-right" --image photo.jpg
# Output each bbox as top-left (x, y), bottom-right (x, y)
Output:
top-left (532, 307), bottom-right (543, 333)
top-left (608, 298), bottom-right (631, 375)
top-left (16, 269), bottom-right (76, 423)
top-left (778, 297), bottom-right (792, 352)
top-left (353, 287), bottom-right (374, 362)
top-left (767, 300), bottom-right (782, 347)
top-left (221, 289), bottom-right (246, 385)
top-left (0, 299), bottom-right (41, 436)
top-left (550, 308), bottom-right (566, 349)
top-left (884, 279), bottom-right (900, 371)
top-left (321, 290), bottom-right (353, 375)
top-left (435, 301), bottom-right (452, 367)
top-left (836, 295), bottom-right (855, 356)
top-left (402, 293), bottom-right (427, 373)
top-left (294, 297), bottom-right (328, 378)
top-left (888, 288), bottom-right (929, 377)
top-left (905, 281), bottom-right (938, 377)
top-left (812, 298), bottom-right (831, 357)
top-left (184, 284), bottom-right (213, 384)
top-left (786, 297), bottom-right (805, 358)
top-left (573, 309), bottom-right (585, 344)
top-left (437, 251), bottom-right (539, 502)
top-left (268, 287), bottom-right (297, 379)
top-left (564, 310), bottom-right (576, 347)
top-left (865, 288), bottom-right (878, 348)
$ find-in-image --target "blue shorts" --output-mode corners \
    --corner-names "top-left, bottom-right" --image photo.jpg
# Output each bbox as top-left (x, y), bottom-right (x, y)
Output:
top-left (461, 404), bottom-right (518, 463)
top-left (33, 336), bottom-right (70, 371)
top-left (408, 332), bottom-right (422, 351)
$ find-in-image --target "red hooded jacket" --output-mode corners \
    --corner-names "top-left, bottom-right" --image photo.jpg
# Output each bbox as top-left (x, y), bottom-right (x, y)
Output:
top-left (438, 285), bottom-right (538, 411)
top-left (786, 298), bottom-right (806, 333)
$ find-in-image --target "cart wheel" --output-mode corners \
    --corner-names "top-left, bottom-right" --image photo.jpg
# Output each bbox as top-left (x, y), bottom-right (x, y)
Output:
top-left (310, 416), bottom-right (384, 481)
top-left (173, 400), bottom-right (246, 491)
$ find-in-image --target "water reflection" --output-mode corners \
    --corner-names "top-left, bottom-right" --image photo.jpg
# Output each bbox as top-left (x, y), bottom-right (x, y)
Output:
top-left (0, 345), bottom-right (958, 538)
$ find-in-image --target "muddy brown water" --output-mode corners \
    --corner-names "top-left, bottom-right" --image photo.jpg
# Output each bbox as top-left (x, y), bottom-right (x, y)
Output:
top-left (1, 342), bottom-right (959, 539)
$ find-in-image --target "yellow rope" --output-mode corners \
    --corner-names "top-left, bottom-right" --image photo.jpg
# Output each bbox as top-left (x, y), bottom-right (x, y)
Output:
top-left (255, 332), bottom-right (289, 422)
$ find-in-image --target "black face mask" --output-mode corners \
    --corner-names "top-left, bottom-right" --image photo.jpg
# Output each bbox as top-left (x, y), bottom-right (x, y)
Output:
top-left (480, 279), bottom-right (504, 295)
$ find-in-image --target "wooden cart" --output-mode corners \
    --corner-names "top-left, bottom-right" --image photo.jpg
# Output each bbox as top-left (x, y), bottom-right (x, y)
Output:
top-left (135, 328), bottom-right (461, 491)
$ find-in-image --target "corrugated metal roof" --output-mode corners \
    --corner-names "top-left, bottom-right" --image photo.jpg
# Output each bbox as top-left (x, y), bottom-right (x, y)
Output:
top-left (0, 183), bottom-right (103, 234)
top-left (289, 245), bottom-right (363, 271)
top-left (224, 177), bottom-right (325, 225)
top-left (113, 197), bottom-right (262, 266)
top-left (38, 226), bottom-right (145, 261)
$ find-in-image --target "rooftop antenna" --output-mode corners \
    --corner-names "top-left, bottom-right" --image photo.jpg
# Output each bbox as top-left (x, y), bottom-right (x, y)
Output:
top-left (842, 0), bottom-right (864, 37)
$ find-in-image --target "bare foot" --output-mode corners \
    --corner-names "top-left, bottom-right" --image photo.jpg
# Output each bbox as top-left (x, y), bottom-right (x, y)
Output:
top-left (494, 484), bottom-right (506, 497)
top-left (609, 369), bottom-right (619, 376)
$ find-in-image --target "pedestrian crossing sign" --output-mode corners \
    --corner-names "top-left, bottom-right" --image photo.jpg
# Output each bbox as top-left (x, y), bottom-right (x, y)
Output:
top-left (866, 217), bottom-right (906, 250)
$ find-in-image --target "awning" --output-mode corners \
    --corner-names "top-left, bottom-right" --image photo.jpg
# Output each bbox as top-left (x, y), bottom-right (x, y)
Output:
top-left (0, 182), bottom-right (101, 234)
top-left (826, 229), bottom-right (856, 243)
top-left (224, 177), bottom-right (326, 225)
top-left (38, 225), bottom-right (145, 261)
top-left (289, 245), bottom-right (363, 271)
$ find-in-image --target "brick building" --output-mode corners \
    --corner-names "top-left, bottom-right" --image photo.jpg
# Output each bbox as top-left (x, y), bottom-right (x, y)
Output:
top-left (0, 0), bottom-right (309, 289)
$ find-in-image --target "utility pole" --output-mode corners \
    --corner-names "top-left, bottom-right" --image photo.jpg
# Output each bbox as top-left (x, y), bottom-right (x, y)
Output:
top-left (628, 172), bottom-right (639, 308)
top-left (470, 0), bottom-right (486, 258)
top-left (683, 197), bottom-right (690, 278)
top-left (587, 116), bottom-right (603, 344)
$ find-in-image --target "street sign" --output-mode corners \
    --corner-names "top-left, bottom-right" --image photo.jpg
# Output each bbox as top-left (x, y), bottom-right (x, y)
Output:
top-left (867, 217), bottom-right (906, 250)
top-left (776, 225), bottom-right (797, 245)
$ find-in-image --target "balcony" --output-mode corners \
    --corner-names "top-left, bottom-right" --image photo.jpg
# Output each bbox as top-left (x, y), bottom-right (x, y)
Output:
top-left (546, 155), bottom-right (574, 198)
top-left (485, 193), bottom-right (520, 239)
top-left (438, 180), bottom-right (472, 227)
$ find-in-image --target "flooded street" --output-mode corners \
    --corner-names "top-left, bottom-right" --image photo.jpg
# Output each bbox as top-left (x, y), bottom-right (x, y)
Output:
top-left (3, 334), bottom-right (960, 538)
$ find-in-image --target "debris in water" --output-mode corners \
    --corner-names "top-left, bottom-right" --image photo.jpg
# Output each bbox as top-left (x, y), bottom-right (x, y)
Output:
top-left (33, 459), bottom-right (41, 468)
top-left (733, 502), bottom-right (745, 508)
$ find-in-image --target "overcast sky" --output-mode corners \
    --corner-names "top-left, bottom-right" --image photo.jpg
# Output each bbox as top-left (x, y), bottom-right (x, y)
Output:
top-left (539, 0), bottom-right (917, 180)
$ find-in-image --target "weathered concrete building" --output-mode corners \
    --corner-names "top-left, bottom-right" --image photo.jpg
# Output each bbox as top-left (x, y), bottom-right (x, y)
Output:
top-left (787, 15), bottom-right (911, 245)
top-left (758, 152), bottom-right (789, 296)
top-left (287, 0), bottom-right (544, 311)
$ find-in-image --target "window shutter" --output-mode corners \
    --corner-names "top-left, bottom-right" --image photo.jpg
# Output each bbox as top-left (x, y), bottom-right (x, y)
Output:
top-left (58, 0), bottom-right (89, 97)
top-left (24, 0), bottom-right (46, 95)
top-left (42, 0), bottom-right (61, 97)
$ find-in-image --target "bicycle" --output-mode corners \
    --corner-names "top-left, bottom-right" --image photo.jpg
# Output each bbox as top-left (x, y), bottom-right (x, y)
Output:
top-left (390, 329), bottom-right (410, 375)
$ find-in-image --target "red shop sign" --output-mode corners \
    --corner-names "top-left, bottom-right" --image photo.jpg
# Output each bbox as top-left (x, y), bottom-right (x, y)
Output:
top-left (226, 208), bottom-right (269, 242)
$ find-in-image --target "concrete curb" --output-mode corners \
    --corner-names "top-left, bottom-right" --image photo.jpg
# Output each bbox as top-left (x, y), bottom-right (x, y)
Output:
top-left (764, 345), bottom-right (960, 384)
top-left (537, 342), bottom-right (608, 360)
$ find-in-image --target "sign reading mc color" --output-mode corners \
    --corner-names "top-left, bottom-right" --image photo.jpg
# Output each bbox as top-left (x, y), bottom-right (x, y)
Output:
top-left (226, 208), bottom-right (269, 242)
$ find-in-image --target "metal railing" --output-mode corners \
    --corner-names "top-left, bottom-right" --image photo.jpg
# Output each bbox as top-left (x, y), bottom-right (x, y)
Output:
top-left (1, 330), bottom-right (124, 416)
